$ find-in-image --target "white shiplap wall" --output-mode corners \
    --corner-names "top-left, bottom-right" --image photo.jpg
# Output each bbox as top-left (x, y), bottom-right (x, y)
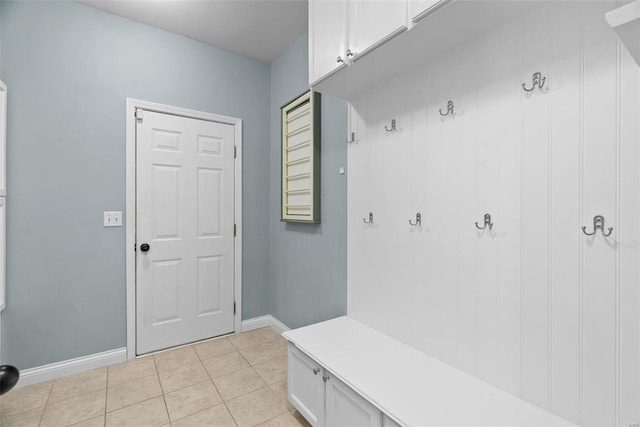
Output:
top-left (347, 2), bottom-right (640, 426)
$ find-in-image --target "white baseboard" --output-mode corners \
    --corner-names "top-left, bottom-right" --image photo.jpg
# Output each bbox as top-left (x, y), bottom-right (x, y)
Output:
top-left (269, 316), bottom-right (290, 334)
top-left (14, 315), bottom-right (288, 389)
top-left (241, 315), bottom-right (271, 331)
top-left (241, 315), bottom-right (290, 334)
top-left (17, 347), bottom-right (127, 388)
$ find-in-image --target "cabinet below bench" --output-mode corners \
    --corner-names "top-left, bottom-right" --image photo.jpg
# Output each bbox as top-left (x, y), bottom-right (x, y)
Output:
top-left (288, 343), bottom-right (397, 427)
top-left (282, 316), bottom-right (575, 427)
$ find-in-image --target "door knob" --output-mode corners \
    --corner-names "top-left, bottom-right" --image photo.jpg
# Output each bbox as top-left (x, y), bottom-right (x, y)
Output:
top-left (140, 243), bottom-right (150, 252)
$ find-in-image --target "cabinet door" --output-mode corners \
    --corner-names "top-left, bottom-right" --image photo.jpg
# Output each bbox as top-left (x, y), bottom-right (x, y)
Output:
top-left (309, 0), bottom-right (348, 86)
top-left (325, 373), bottom-right (381, 427)
top-left (288, 344), bottom-right (325, 426)
top-left (348, 0), bottom-right (407, 61)
top-left (409, 0), bottom-right (449, 23)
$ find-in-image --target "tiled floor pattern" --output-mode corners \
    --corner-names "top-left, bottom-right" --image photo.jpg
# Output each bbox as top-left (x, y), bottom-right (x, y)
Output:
top-left (0, 328), bottom-right (311, 427)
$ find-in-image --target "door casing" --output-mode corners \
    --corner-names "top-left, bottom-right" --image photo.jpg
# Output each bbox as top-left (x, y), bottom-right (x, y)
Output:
top-left (125, 98), bottom-right (243, 359)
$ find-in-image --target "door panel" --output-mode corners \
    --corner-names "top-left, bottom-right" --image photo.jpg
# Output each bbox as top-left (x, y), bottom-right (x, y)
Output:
top-left (325, 373), bottom-right (381, 427)
top-left (197, 256), bottom-right (222, 315)
top-left (136, 110), bottom-right (235, 355)
top-left (309, 0), bottom-right (348, 86)
top-left (288, 344), bottom-right (325, 426)
top-left (348, 0), bottom-right (407, 61)
top-left (197, 168), bottom-right (221, 236)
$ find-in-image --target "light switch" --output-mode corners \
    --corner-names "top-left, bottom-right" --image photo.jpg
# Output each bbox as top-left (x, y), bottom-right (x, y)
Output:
top-left (104, 211), bottom-right (122, 227)
top-left (339, 167), bottom-right (345, 175)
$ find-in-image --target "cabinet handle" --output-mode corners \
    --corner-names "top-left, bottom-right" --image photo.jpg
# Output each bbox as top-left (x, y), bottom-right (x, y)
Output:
top-left (346, 49), bottom-right (354, 58)
top-left (313, 368), bottom-right (320, 375)
top-left (336, 56), bottom-right (344, 64)
top-left (322, 374), bottom-right (330, 382)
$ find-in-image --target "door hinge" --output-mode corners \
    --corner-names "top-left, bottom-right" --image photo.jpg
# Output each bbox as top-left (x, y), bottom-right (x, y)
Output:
top-left (234, 301), bottom-right (236, 315)
top-left (234, 224), bottom-right (236, 237)
top-left (135, 108), bottom-right (143, 121)
top-left (234, 145), bottom-right (237, 158)
top-left (134, 243), bottom-right (137, 251)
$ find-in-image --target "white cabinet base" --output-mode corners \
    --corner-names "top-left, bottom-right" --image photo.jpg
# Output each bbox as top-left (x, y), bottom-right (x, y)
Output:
top-left (288, 344), bottom-right (325, 426)
top-left (284, 317), bottom-right (575, 427)
top-left (325, 373), bottom-right (381, 427)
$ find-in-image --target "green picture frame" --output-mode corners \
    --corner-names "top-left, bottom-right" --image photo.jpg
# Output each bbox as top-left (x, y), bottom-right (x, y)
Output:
top-left (281, 91), bottom-right (321, 223)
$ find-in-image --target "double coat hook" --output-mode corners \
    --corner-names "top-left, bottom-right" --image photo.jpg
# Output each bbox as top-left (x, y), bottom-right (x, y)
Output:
top-left (346, 132), bottom-right (356, 143)
top-left (363, 212), bottom-right (374, 224)
top-left (475, 213), bottom-right (494, 231)
top-left (409, 213), bottom-right (421, 226)
top-left (582, 215), bottom-right (613, 237)
top-left (384, 119), bottom-right (397, 132)
top-left (439, 101), bottom-right (455, 116)
top-left (522, 72), bottom-right (546, 92)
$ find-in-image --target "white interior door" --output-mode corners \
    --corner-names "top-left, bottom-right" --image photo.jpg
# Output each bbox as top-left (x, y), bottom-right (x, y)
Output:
top-left (136, 109), bottom-right (235, 355)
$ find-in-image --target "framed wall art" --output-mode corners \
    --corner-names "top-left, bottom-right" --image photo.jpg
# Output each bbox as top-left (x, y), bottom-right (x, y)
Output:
top-left (281, 91), bottom-right (321, 223)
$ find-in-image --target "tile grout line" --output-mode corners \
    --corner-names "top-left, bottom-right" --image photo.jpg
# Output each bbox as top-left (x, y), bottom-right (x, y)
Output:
top-left (202, 334), bottom-right (269, 425)
top-left (205, 329), bottom-right (288, 426)
top-left (152, 351), bottom-right (172, 425)
top-left (37, 329), bottom-right (282, 427)
top-left (198, 340), bottom-right (242, 427)
top-left (103, 364), bottom-right (110, 424)
top-left (37, 381), bottom-right (54, 427)
top-left (104, 373), bottom-right (167, 415)
top-left (257, 405), bottom-right (295, 427)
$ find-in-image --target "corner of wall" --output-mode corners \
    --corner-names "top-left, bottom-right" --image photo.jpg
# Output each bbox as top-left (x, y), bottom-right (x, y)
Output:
top-left (268, 31), bottom-right (348, 330)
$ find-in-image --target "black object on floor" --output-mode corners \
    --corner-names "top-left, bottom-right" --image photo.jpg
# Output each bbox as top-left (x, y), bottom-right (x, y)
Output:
top-left (0, 365), bottom-right (19, 395)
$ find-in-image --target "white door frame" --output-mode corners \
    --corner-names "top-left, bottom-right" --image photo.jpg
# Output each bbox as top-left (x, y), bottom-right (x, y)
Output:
top-left (125, 98), bottom-right (243, 359)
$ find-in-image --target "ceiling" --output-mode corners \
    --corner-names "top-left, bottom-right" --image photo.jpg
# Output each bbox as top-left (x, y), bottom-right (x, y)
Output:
top-left (79, 0), bottom-right (308, 63)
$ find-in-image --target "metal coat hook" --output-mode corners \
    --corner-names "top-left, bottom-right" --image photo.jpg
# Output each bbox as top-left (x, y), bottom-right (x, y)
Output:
top-left (346, 132), bottom-right (356, 143)
top-left (439, 101), bottom-right (455, 116)
top-left (475, 213), bottom-right (494, 231)
top-left (409, 213), bottom-right (421, 226)
top-left (582, 215), bottom-right (613, 237)
top-left (522, 72), bottom-right (546, 92)
top-left (363, 212), bottom-right (373, 224)
top-left (384, 119), bottom-right (397, 132)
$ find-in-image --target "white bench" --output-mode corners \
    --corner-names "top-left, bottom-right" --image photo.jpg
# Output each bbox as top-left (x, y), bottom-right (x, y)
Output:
top-left (283, 316), bottom-right (576, 427)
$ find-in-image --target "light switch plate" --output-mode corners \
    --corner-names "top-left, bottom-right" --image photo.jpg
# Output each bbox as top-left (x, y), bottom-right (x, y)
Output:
top-left (339, 167), bottom-right (345, 175)
top-left (104, 211), bottom-right (122, 227)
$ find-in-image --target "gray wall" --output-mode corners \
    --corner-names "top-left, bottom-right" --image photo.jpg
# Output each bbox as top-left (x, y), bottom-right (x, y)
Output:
top-left (268, 34), bottom-right (347, 329)
top-left (0, 1), bottom-right (271, 369)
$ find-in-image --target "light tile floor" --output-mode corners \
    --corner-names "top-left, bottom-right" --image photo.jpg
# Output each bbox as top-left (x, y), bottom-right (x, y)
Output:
top-left (0, 327), bottom-right (310, 427)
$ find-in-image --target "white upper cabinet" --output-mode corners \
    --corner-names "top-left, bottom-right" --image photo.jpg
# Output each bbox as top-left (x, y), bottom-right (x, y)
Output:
top-left (348, 0), bottom-right (408, 62)
top-left (409, 0), bottom-right (449, 23)
top-left (309, 0), bottom-right (407, 86)
top-left (310, 1), bottom-right (554, 100)
top-left (309, 0), bottom-right (349, 86)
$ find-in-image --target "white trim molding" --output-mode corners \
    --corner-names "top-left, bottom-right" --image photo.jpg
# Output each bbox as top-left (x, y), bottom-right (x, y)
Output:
top-left (16, 316), bottom-right (288, 388)
top-left (17, 348), bottom-right (127, 388)
top-left (241, 315), bottom-right (290, 334)
top-left (125, 98), bottom-right (243, 359)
